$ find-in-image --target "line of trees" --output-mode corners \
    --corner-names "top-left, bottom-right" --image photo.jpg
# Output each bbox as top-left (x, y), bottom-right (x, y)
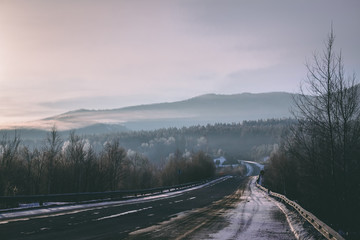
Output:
top-left (0, 118), bottom-right (289, 198)
top-left (1, 119), bottom-right (291, 164)
top-left (0, 127), bottom-right (215, 197)
top-left (264, 29), bottom-right (360, 236)
top-left (81, 119), bottom-right (290, 164)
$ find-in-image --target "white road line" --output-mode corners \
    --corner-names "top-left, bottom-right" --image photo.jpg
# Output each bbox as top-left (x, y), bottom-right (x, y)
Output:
top-left (0, 176), bottom-right (231, 223)
top-left (95, 206), bottom-right (153, 221)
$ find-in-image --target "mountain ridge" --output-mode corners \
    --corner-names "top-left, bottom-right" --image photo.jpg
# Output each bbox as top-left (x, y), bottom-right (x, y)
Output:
top-left (4, 92), bottom-right (296, 132)
top-left (54, 91), bottom-right (293, 116)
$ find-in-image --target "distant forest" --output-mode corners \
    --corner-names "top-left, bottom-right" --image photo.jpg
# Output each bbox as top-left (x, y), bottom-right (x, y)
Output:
top-left (0, 119), bottom-right (291, 197)
top-left (10, 118), bottom-right (293, 163)
top-left (85, 118), bottom-right (293, 163)
top-left (0, 129), bottom-right (216, 197)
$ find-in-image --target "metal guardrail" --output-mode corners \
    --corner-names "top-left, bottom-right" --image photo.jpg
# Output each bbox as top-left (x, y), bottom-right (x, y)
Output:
top-left (0, 179), bottom-right (209, 209)
top-left (256, 182), bottom-right (345, 240)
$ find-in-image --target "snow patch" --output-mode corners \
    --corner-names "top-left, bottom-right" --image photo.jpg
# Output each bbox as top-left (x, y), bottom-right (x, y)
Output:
top-left (209, 177), bottom-right (315, 240)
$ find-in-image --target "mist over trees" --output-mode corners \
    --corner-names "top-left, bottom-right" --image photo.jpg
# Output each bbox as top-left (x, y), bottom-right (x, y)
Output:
top-left (1, 119), bottom-right (290, 164)
top-left (0, 119), bottom-right (289, 197)
top-left (0, 130), bottom-right (217, 198)
top-left (78, 119), bottom-right (291, 164)
top-left (264, 29), bottom-right (360, 234)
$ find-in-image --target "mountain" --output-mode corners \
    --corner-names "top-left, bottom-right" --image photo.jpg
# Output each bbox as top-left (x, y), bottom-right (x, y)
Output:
top-left (5, 92), bottom-right (295, 132)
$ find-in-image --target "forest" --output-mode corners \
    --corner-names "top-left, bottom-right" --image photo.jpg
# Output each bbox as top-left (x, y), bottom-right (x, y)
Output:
top-left (0, 128), bottom-right (217, 196)
top-left (85, 118), bottom-right (292, 163)
top-left (0, 119), bottom-right (290, 197)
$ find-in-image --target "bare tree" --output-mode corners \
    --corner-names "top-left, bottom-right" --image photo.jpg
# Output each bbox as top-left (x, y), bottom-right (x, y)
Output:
top-left (291, 28), bottom-right (360, 225)
top-left (101, 140), bottom-right (127, 191)
top-left (0, 131), bottom-right (21, 168)
top-left (0, 131), bottom-right (21, 196)
top-left (65, 131), bottom-right (87, 192)
top-left (43, 126), bottom-right (62, 194)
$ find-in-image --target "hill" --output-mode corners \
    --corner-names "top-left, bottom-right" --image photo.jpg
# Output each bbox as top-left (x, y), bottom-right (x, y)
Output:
top-left (4, 92), bottom-right (292, 133)
top-left (3, 92), bottom-right (295, 132)
top-left (40, 92), bottom-right (295, 131)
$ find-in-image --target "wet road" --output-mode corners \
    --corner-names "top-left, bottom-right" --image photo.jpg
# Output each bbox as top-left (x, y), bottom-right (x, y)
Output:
top-left (0, 162), bottom-right (312, 239)
top-left (129, 177), bottom-right (299, 240)
top-left (203, 177), bottom-right (297, 240)
top-left (0, 176), bottom-right (244, 240)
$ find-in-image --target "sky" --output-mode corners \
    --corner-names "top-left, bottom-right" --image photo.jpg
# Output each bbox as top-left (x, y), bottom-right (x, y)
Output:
top-left (0, 0), bottom-right (359, 126)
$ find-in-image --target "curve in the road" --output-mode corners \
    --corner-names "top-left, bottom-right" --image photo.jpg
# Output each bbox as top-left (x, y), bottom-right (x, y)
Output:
top-left (129, 177), bottom-right (321, 240)
top-left (0, 174), bottom-right (320, 240)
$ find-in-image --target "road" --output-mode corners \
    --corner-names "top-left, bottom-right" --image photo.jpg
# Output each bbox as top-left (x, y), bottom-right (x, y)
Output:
top-left (0, 162), bottom-right (319, 239)
top-left (128, 163), bottom-right (307, 240)
top-left (0, 176), bottom-right (244, 239)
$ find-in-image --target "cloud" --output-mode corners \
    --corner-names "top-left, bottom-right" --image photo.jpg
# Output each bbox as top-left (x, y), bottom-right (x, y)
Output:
top-left (0, 0), bottom-right (359, 126)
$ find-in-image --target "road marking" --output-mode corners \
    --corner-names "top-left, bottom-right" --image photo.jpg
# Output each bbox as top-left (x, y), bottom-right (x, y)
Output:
top-left (0, 176), bottom-right (231, 225)
top-left (95, 206), bottom-right (152, 221)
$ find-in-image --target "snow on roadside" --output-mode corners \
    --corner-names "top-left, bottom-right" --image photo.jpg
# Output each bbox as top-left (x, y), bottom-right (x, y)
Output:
top-left (208, 177), bottom-right (324, 240)
top-left (268, 193), bottom-right (326, 240)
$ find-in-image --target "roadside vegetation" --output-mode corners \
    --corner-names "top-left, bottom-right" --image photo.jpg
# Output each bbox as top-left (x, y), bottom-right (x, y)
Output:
top-left (263, 29), bottom-right (360, 237)
top-left (0, 119), bottom-right (287, 197)
top-left (2, 119), bottom-right (290, 163)
top-left (0, 128), bottom-right (217, 196)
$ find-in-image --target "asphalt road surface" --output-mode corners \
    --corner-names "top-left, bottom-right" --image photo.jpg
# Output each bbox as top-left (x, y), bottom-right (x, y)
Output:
top-left (0, 176), bottom-right (246, 240)
top-left (0, 162), bottom-right (318, 240)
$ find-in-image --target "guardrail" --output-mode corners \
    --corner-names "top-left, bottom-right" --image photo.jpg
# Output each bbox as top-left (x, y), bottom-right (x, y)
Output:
top-left (256, 182), bottom-right (345, 240)
top-left (0, 179), bottom-right (210, 209)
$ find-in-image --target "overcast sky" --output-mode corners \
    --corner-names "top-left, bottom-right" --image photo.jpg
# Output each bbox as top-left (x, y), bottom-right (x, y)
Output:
top-left (0, 0), bottom-right (359, 125)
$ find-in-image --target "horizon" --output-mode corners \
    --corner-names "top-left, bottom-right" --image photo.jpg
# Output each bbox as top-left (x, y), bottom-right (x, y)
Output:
top-left (1, 1), bottom-right (359, 126)
top-left (0, 91), bottom-right (294, 130)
